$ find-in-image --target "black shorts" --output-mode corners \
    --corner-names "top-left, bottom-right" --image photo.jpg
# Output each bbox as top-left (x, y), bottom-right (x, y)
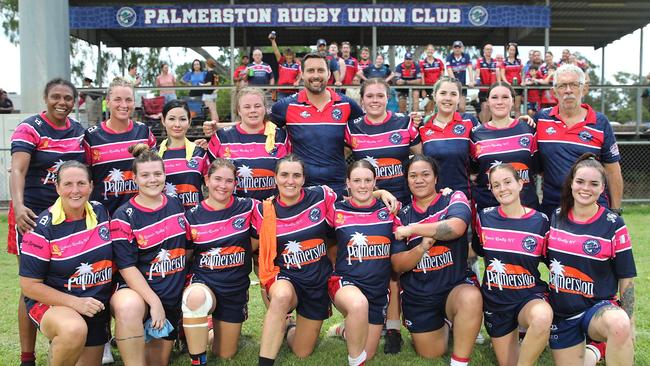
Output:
top-left (483, 293), bottom-right (547, 338)
top-left (328, 275), bottom-right (389, 325)
top-left (265, 273), bottom-right (331, 321)
top-left (187, 276), bottom-right (249, 323)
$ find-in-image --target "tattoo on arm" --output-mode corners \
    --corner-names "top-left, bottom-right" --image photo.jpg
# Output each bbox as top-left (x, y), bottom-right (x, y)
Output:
top-left (621, 283), bottom-right (635, 318)
top-left (433, 222), bottom-right (456, 241)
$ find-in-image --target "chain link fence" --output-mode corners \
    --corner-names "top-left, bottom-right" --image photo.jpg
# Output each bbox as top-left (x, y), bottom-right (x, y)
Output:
top-left (619, 142), bottom-right (650, 202)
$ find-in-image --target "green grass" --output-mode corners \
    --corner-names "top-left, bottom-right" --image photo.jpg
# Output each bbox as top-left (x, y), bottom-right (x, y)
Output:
top-left (0, 207), bottom-right (648, 365)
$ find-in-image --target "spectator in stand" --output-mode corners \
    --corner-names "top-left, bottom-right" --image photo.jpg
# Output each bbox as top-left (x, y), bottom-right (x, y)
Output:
top-left (124, 64), bottom-right (142, 87)
top-left (420, 44), bottom-right (446, 115)
top-left (269, 31), bottom-right (301, 101)
top-left (80, 78), bottom-right (102, 125)
top-left (358, 54), bottom-right (394, 84)
top-left (182, 59), bottom-right (208, 97)
top-left (316, 39), bottom-right (342, 86)
top-left (202, 58), bottom-right (220, 122)
top-left (233, 55), bottom-right (250, 88)
top-left (0, 88), bottom-right (14, 113)
top-left (559, 49), bottom-right (571, 65)
top-left (523, 50), bottom-right (535, 72)
top-left (358, 46), bottom-right (372, 72)
top-left (500, 42), bottom-right (524, 117)
top-left (328, 42), bottom-right (347, 86)
top-left (246, 49), bottom-right (275, 86)
top-left (523, 65), bottom-right (542, 116)
top-left (475, 43), bottom-right (500, 123)
top-left (524, 50), bottom-right (542, 75)
top-left (340, 42), bottom-right (358, 90)
top-left (445, 40), bottom-right (474, 113)
top-left (538, 52), bottom-right (558, 109)
top-left (643, 72), bottom-right (650, 115)
top-left (395, 52), bottom-right (422, 112)
top-left (156, 63), bottom-right (177, 103)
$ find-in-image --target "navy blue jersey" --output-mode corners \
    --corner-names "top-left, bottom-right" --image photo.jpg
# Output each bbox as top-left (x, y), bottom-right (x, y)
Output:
top-left (547, 207), bottom-right (636, 318)
top-left (477, 207), bottom-right (549, 311)
top-left (445, 52), bottom-right (472, 84)
top-left (329, 199), bottom-right (395, 294)
top-left (11, 113), bottom-right (85, 213)
top-left (84, 120), bottom-right (157, 214)
top-left (270, 89), bottom-right (364, 190)
top-left (395, 62), bottom-right (422, 81)
top-left (208, 124), bottom-right (290, 201)
top-left (161, 145), bottom-right (209, 208)
top-left (393, 191), bottom-right (472, 301)
top-left (110, 194), bottom-right (187, 307)
top-left (535, 104), bottom-right (620, 208)
top-left (419, 112), bottom-right (479, 197)
top-left (345, 112), bottom-right (420, 203)
top-left (246, 62), bottom-right (274, 85)
top-left (470, 120), bottom-right (539, 210)
top-left (363, 65), bottom-right (392, 80)
top-left (251, 186), bottom-right (337, 287)
top-left (20, 202), bottom-right (113, 304)
top-left (185, 197), bottom-right (255, 294)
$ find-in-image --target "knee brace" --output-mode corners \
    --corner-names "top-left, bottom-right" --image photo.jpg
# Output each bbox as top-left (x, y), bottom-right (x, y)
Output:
top-left (182, 285), bottom-right (213, 321)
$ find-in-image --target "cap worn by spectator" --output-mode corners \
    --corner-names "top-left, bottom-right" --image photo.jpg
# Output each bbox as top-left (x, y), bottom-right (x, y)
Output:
top-left (317, 39), bottom-right (327, 46)
top-left (404, 52), bottom-right (413, 60)
top-left (453, 40), bottom-right (464, 48)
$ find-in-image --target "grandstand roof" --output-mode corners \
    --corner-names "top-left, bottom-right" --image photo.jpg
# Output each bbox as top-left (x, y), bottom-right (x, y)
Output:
top-left (70, 0), bottom-right (650, 49)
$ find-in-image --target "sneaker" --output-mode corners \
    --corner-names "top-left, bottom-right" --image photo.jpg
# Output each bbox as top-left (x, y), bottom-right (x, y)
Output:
top-left (101, 342), bottom-right (114, 364)
top-left (475, 332), bottom-right (486, 345)
top-left (383, 329), bottom-right (403, 354)
top-left (326, 323), bottom-right (345, 338)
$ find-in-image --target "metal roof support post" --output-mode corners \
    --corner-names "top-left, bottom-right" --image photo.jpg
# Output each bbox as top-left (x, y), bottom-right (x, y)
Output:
top-left (230, 0), bottom-right (236, 120)
top-left (97, 39), bottom-right (103, 87)
top-left (372, 0), bottom-right (377, 58)
top-left (601, 46), bottom-right (605, 115)
top-left (544, 0), bottom-right (550, 53)
top-left (635, 27), bottom-right (644, 139)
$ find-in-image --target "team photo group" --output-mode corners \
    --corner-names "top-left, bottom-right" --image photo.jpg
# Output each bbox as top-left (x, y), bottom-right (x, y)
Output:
top-left (8, 46), bottom-right (635, 366)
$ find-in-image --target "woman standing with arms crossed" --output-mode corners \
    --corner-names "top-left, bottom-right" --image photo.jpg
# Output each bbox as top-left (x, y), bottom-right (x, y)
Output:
top-left (547, 154), bottom-right (635, 366)
top-left (181, 159), bottom-right (257, 365)
top-left (392, 154), bottom-right (482, 366)
top-left (10, 78), bottom-right (86, 366)
top-left (109, 145), bottom-right (188, 366)
top-left (476, 163), bottom-right (552, 366)
top-left (158, 99), bottom-right (209, 209)
top-left (20, 161), bottom-right (113, 366)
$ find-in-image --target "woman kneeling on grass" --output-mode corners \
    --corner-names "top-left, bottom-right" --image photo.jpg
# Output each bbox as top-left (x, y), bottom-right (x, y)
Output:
top-left (326, 159), bottom-right (398, 365)
top-left (20, 161), bottom-right (112, 365)
top-left (476, 163), bottom-right (552, 366)
top-left (392, 154), bottom-right (482, 366)
top-left (547, 154), bottom-right (635, 366)
top-left (109, 144), bottom-right (187, 366)
top-left (182, 158), bottom-right (257, 365)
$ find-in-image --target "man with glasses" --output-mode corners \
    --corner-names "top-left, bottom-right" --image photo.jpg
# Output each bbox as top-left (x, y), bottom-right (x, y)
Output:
top-left (445, 40), bottom-right (474, 113)
top-left (535, 64), bottom-right (623, 218)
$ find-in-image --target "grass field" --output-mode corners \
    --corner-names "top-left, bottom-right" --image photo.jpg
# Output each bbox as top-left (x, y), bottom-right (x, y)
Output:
top-left (0, 206), bottom-right (648, 365)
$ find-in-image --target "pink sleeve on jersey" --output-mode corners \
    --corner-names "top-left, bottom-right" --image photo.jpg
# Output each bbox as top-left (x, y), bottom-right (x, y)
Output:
top-left (344, 123), bottom-right (353, 147)
top-left (20, 231), bottom-right (51, 261)
top-left (208, 134), bottom-right (221, 159)
top-left (12, 123), bottom-right (40, 147)
top-left (407, 118), bottom-right (419, 142)
top-left (322, 185), bottom-right (339, 226)
top-left (530, 132), bottom-right (539, 155)
top-left (109, 218), bottom-right (135, 242)
top-left (250, 201), bottom-right (263, 233)
top-left (147, 129), bottom-right (157, 148)
top-left (613, 225), bottom-right (632, 254)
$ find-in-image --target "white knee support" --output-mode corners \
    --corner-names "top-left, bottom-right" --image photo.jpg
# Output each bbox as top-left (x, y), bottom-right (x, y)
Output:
top-left (182, 285), bottom-right (213, 321)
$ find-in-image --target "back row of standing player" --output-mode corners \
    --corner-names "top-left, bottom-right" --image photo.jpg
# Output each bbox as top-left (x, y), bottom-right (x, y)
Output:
top-left (9, 51), bottom-right (630, 365)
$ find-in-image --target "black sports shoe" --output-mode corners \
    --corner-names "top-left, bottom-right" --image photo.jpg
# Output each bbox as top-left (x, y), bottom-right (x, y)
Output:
top-left (383, 329), bottom-right (403, 354)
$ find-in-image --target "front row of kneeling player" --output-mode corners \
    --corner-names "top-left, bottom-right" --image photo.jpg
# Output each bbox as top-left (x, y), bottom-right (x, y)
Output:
top-left (19, 146), bottom-right (635, 366)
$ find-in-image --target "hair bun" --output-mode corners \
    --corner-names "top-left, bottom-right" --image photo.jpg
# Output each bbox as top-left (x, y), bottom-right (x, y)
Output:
top-left (128, 143), bottom-right (151, 158)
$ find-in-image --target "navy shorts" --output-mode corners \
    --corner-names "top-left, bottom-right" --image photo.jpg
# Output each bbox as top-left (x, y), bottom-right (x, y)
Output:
top-left (484, 293), bottom-right (547, 338)
top-left (402, 274), bottom-right (478, 333)
top-left (187, 276), bottom-right (249, 323)
top-left (328, 275), bottom-right (389, 325)
top-left (265, 273), bottom-right (331, 321)
top-left (549, 300), bottom-right (619, 350)
top-left (26, 299), bottom-right (110, 347)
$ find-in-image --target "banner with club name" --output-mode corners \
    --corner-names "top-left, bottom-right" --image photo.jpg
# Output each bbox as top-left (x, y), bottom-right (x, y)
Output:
top-left (70, 4), bottom-right (550, 29)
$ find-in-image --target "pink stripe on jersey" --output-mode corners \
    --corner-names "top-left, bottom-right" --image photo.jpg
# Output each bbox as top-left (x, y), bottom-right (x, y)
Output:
top-left (133, 213), bottom-right (186, 249)
top-left (547, 227), bottom-right (613, 260)
top-left (190, 213), bottom-right (251, 244)
top-left (37, 136), bottom-right (84, 153)
top-left (12, 124), bottom-right (40, 146)
top-left (110, 219), bottom-right (134, 242)
top-left (20, 231), bottom-right (51, 261)
top-left (473, 134), bottom-right (533, 158)
top-left (480, 227), bottom-right (544, 256)
top-left (348, 129), bottom-right (412, 150)
top-left (276, 202), bottom-right (327, 236)
top-left (89, 139), bottom-right (150, 164)
top-left (216, 142), bottom-right (274, 157)
top-left (614, 226), bottom-right (632, 252)
top-left (49, 222), bottom-right (111, 260)
top-left (334, 208), bottom-right (392, 228)
top-left (164, 158), bottom-right (203, 175)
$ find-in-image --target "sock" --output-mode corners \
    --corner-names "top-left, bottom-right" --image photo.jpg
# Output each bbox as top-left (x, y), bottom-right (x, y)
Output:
top-left (385, 319), bottom-right (401, 330)
top-left (337, 324), bottom-right (346, 338)
top-left (450, 354), bottom-right (470, 366)
top-left (20, 352), bottom-right (35, 363)
top-left (190, 352), bottom-right (207, 366)
top-left (259, 356), bottom-right (275, 366)
top-left (585, 344), bottom-right (601, 361)
top-left (348, 350), bottom-right (367, 366)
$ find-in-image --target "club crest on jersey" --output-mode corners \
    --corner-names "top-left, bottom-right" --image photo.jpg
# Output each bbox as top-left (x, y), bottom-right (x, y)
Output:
top-left (232, 217), bottom-right (246, 230)
top-left (582, 239), bottom-right (601, 255)
top-left (546, 126), bottom-right (556, 135)
top-left (453, 124), bottom-right (466, 135)
top-left (300, 111), bottom-right (311, 119)
top-left (309, 207), bottom-right (322, 222)
top-left (519, 136), bottom-right (531, 147)
top-left (578, 130), bottom-right (593, 142)
top-left (377, 210), bottom-right (389, 221)
top-left (331, 108), bottom-right (343, 121)
top-left (521, 236), bottom-right (538, 253)
top-left (186, 158), bottom-right (199, 169)
top-left (386, 132), bottom-right (403, 145)
top-left (99, 226), bottom-right (110, 241)
top-left (425, 129), bottom-right (434, 136)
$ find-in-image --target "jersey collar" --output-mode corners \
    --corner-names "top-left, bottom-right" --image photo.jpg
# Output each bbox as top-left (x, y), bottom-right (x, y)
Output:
top-left (39, 112), bottom-right (71, 130)
top-left (549, 103), bottom-right (597, 125)
top-left (424, 112), bottom-right (464, 131)
top-left (296, 88), bottom-right (341, 105)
